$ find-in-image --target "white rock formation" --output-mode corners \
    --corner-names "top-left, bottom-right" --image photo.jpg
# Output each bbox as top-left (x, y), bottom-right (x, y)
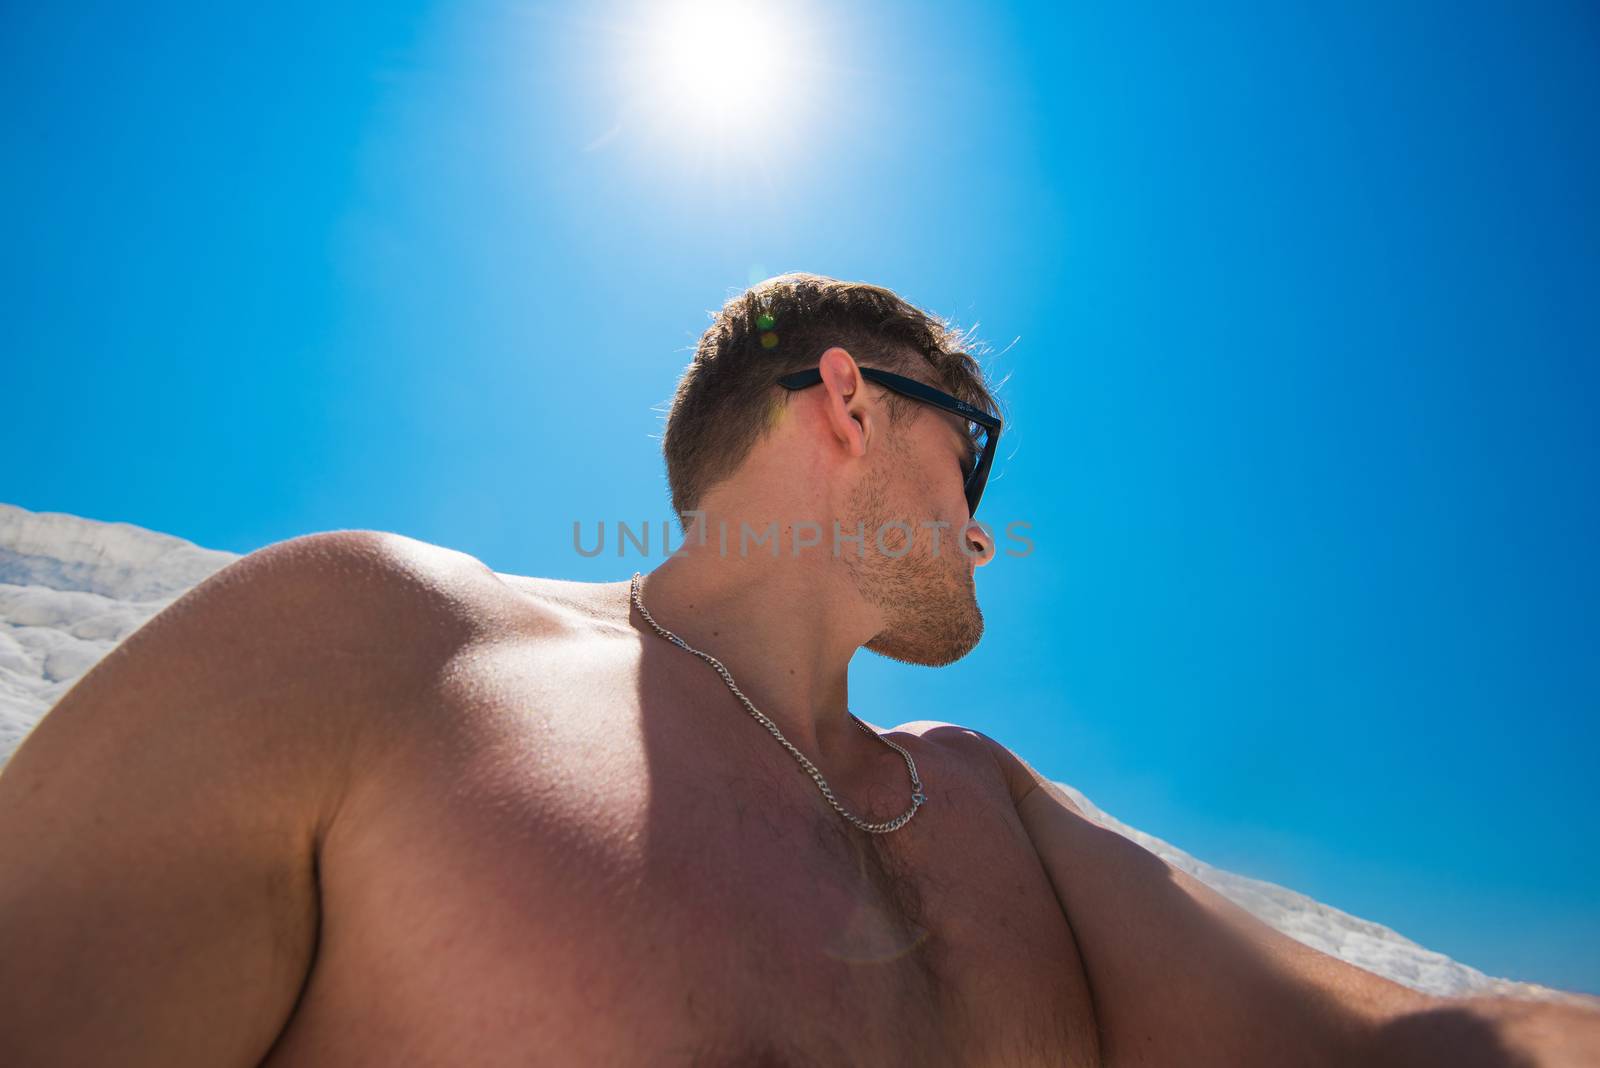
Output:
top-left (0, 501), bottom-right (1585, 1004)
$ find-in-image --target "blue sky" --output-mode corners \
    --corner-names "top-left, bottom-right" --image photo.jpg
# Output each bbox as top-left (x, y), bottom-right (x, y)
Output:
top-left (5, 1), bottom-right (1597, 993)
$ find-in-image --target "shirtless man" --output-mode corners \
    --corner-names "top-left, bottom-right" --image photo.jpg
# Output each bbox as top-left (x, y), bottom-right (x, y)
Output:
top-left (2, 274), bottom-right (1596, 1066)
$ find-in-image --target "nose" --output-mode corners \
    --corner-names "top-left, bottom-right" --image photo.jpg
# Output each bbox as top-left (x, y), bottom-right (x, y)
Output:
top-left (961, 519), bottom-right (995, 567)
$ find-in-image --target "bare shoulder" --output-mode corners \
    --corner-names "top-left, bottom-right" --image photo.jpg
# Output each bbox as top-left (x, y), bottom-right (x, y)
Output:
top-left (242, 529), bottom-right (590, 648)
top-left (888, 720), bottom-right (1074, 814)
top-left (884, 720), bottom-right (1053, 810)
top-left (886, 718), bottom-right (991, 751)
top-left (32, 528), bottom-right (451, 721)
top-left (250, 528), bottom-right (531, 629)
top-left (0, 527), bottom-right (529, 1065)
top-left (12, 527), bottom-right (525, 804)
top-left (0, 528), bottom-right (580, 1064)
top-left (24, 527), bottom-right (565, 800)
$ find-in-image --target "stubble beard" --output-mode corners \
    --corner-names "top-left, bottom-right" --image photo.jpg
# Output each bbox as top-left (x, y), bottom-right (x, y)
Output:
top-left (842, 458), bottom-right (985, 667)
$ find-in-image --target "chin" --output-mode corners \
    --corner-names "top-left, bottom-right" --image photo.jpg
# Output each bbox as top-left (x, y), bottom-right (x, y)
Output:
top-left (848, 524), bottom-right (985, 665)
top-left (865, 630), bottom-right (981, 668)
top-left (866, 599), bottom-right (985, 667)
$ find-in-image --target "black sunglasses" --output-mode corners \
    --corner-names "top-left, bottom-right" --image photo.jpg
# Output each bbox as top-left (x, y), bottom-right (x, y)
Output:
top-left (776, 366), bottom-right (1002, 518)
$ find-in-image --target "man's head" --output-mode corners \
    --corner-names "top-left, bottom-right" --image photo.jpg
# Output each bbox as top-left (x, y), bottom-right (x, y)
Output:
top-left (661, 273), bottom-right (1006, 665)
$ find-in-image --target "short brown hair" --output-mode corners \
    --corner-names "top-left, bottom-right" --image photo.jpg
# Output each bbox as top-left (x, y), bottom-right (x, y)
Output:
top-left (661, 272), bottom-right (1004, 526)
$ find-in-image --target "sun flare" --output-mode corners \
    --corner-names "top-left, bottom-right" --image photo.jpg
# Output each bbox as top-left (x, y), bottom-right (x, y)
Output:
top-left (630, 0), bottom-right (808, 135)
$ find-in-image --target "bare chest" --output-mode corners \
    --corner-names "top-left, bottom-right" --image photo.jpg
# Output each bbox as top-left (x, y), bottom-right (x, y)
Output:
top-left (262, 639), bottom-right (1097, 1067)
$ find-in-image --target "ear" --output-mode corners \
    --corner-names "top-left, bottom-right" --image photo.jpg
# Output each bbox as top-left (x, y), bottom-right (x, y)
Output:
top-left (816, 346), bottom-right (875, 460)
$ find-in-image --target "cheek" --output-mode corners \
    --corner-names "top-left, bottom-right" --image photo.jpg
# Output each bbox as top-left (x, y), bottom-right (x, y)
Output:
top-left (916, 464), bottom-right (966, 523)
top-left (908, 467), bottom-right (973, 558)
top-left (899, 461), bottom-right (955, 516)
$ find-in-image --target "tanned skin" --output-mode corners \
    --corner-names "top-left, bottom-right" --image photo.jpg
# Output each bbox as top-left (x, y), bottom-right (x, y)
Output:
top-left (3, 346), bottom-right (1596, 1065)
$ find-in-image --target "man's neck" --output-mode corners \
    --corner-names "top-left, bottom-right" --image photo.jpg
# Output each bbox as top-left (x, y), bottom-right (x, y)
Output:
top-left (630, 535), bottom-right (882, 767)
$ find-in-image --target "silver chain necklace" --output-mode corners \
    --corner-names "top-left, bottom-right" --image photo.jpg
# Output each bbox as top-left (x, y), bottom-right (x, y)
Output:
top-left (629, 572), bottom-right (927, 834)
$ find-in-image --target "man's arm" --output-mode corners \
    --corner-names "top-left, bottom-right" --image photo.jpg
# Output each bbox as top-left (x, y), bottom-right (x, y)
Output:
top-left (984, 738), bottom-right (1600, 1068)
top-left (0, 529), bottom-right (481, 1065)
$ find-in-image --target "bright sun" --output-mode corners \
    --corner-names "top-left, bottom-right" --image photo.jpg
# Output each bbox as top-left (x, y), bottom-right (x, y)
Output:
top-left (631, 0), bottom-right (806, 134)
